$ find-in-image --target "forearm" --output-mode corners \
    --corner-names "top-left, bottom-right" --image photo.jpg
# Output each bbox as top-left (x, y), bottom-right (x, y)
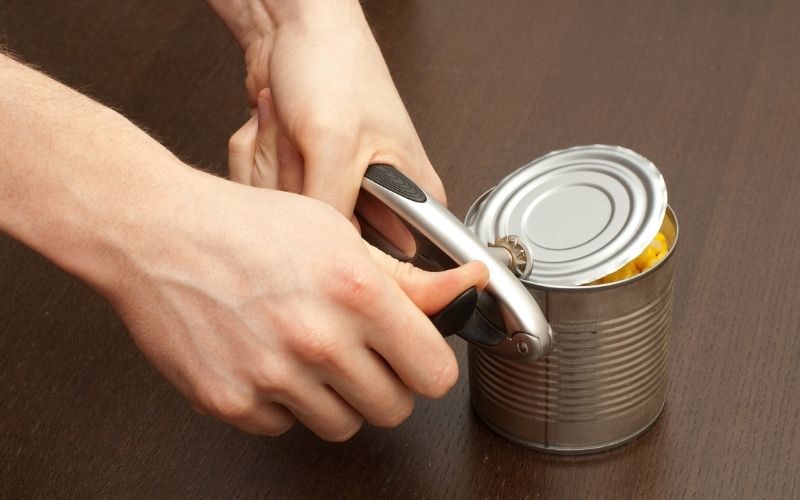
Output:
top-left (0, 55), bottom-right (196, 293)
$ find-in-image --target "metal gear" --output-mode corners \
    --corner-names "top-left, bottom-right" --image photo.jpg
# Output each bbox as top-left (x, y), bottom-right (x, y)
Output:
top-left (488, 235), bottom-right (533, 279)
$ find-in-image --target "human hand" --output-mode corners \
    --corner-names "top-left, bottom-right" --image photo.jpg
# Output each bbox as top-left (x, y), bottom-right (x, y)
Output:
top-left (0, 51), bottom-right (488, 443)
top-left (111, 171), bottom-right (487, 440)
top-left (209, 0), bottom-right (442, 252)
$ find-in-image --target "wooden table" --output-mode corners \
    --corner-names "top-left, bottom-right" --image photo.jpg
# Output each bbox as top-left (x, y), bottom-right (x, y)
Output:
top-left (2, 1), bottom-right (798, 497)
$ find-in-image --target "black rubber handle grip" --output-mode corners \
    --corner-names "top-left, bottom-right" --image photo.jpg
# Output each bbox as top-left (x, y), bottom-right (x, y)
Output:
top-left (430, 287), bottom-right (478, 337)
top-left (429, 287), bottom-right (508, 347)
top-left (364, 164), bottom-right (427, 203)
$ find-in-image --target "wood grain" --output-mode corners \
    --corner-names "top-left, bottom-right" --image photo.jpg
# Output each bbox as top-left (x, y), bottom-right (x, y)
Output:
top-left (1, 0), bottom-right (798, 497)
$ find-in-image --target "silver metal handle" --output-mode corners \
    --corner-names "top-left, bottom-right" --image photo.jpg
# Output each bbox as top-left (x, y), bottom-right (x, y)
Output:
top-left (361, 164), bottom-right (552, 362)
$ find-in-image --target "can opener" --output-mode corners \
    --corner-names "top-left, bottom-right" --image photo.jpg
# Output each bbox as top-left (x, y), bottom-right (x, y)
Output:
top-left (360, 164), bottom-right (553, 363)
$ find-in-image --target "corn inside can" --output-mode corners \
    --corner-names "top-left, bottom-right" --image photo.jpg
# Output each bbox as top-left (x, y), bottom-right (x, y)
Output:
top-left (465, 145), bottom-right (678, 454)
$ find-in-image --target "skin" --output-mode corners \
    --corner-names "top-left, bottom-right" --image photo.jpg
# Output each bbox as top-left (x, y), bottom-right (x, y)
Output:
top-left (209, 0), bottom-right (439, 252)
top-left (0, 0), bottom-right (488, 441)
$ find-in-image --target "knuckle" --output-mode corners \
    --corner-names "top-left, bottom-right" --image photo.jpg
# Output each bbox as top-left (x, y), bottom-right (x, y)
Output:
top-left (420, 358), bottom-right (459, 399)
top-left (252, 360), bottom-right (292, 396)
top-left (297, 113), bottom-right (353, 152)
top-left (394, 260), bottom-right (418, 284)
top-left (379, 397), bottom-right (414, 428)
top-left (200, 386), bottom-right (256, 422)
top-left (259, 415), bottom-right (297, 437)
top-left (285, 324), bottom-right (341, 366)
top-left (322, 418), bottom-right (363, 443)
top-left (324, 261), bottom-right (379, 312)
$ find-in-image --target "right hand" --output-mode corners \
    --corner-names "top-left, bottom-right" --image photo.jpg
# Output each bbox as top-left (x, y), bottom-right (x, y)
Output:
top-left (109, 171), bottom-right (488, 440)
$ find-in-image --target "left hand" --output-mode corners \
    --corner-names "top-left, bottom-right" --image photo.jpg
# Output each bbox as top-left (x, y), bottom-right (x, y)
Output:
top-left (209, 0), bottom-right (443, 252)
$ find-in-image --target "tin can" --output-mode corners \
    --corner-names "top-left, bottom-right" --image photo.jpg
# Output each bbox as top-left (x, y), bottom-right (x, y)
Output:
top-left (465, 146), bottom-right (678, 454)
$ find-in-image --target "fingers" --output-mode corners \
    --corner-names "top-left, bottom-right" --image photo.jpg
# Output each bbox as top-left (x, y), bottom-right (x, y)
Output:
top-left (355, 274), bottom-right (461, 400)
top-left (321, 346), bottom-right (414, 428)
top-left (251, 88), bottom-right (306, 194)
top-left (228, 402), bottom-right (297, 437)
top-left (313, 251), bottom-right (462, 401)
top-left (249, 344), bottom-right (414, 436)
top-left (278, 380), bottom-right (364, 442)
top-left (343, 244), bottom-right (491, 401)
top-left (366, 243), bottom-right (490, 315)
top-left (226, 88), bottom-right (282, 189)
top-left (194, 386), bottom-right (297, 437)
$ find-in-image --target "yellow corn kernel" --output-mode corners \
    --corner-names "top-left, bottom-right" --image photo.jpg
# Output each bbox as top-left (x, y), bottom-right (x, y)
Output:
top-left (600, 261), bottom-right (639, 284)
top-left (634, 245), bottom-right (658, 271)
top-left (591, 232), bottom-right (670, 285)
top-left (650, 234), bottom-right (667, 258)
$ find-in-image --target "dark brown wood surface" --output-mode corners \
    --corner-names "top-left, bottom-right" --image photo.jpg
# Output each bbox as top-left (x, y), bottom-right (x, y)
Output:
top-left (1, 0), bottom-right (798, 498)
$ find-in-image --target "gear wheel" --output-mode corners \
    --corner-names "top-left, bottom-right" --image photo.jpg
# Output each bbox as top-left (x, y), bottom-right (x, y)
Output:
top-left (489, 235), bottom-right (533, 279)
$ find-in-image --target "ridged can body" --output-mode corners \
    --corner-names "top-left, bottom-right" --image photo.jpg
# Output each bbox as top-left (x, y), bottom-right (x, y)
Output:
top-left (467, 206), bottom-right (678, 454)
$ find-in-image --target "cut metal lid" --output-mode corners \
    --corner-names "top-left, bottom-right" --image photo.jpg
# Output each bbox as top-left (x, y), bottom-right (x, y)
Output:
top-left (469, 145), bottom-right (667, 287)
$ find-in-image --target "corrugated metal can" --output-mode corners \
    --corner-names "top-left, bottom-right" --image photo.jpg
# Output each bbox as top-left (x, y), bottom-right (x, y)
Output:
top-left (465, 146), bottom-right (678, 454)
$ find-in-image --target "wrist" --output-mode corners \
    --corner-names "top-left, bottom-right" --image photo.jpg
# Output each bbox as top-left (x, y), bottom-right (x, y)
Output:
top-left (86, 167), bottom-right (189, 300)
top-left (72, 161), bottom-right (202, 298)
top-left (263, 0), bottom-right (364, 29)
top-left (0, 55), bottom-right (205, 297)
top-left (208, 0), bottom-right (365, 52)
top-left (12, 147), bottom-right (200, 299)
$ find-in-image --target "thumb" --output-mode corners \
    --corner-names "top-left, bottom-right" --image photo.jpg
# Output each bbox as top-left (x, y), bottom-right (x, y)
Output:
top-left (365, 243), bottom-right (489, 315)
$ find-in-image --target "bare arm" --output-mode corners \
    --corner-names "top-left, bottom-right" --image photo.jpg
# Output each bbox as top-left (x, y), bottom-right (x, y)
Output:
top-left (0, 54), bottom-right (487, 440)
top-left (0, 54), bottom-right (193, 293)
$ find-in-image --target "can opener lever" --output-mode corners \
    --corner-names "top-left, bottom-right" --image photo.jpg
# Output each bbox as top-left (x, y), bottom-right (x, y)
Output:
top-left (360, 164), bottom-right (553, 362)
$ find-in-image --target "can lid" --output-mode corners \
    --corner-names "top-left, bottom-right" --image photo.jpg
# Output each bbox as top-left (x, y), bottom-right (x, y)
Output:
top-left (470, 145), bottom-right (667, 286)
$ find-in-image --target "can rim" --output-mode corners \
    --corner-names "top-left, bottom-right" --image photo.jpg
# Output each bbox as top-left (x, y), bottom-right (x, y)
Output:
top-left (527, 205), bottom-right (679, 292)
top-left (465, 190), bottom-right (679, 293)
top-left (469, 145), bottom-right (667, 286)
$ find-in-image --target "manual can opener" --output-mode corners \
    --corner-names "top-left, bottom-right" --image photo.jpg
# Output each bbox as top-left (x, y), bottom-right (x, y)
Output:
top-left (361, 164), bottom-right (553, 363)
